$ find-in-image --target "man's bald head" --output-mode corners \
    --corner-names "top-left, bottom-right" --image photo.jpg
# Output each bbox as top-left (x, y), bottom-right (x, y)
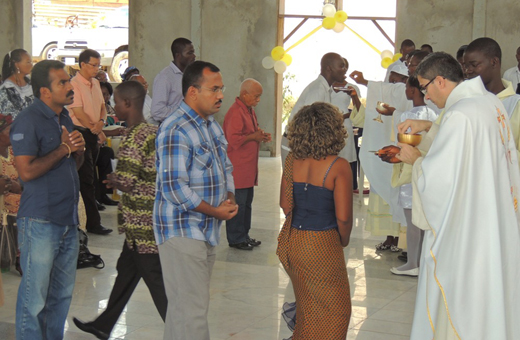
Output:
top-left (239, 78), bottom-right (263, 108)
top-left (321, 53), bottom-right (342, 70)
top-left (320, 53), bottom-right (347, 84)
top-left (240, 78), bottom-right (261, 95)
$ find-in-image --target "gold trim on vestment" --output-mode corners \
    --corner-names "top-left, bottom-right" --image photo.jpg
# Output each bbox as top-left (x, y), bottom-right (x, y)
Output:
top-left (428, 227), bottom-right (461, 339)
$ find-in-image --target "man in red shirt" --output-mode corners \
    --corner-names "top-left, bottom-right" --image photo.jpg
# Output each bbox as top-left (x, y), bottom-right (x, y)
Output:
top-left (223, 79), bottom-right (271, 250)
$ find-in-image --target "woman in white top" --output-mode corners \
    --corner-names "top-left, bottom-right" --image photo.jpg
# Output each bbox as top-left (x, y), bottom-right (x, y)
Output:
top-left (0, 49), bottom-right (34, 119)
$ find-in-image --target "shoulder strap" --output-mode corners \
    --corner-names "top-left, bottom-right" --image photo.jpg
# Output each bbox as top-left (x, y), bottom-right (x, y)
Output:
top-left (322, 156), bottom-right (340, 186)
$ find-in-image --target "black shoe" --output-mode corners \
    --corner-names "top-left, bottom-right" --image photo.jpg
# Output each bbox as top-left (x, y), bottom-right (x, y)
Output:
top-left (229, 241), bottom-right (254, 250)
top-left (96, 201), bottom-right (106, 211)
top-left (100, 195), bottom-right (118, 206)
top-left (246, 237), bottom-right (261, 247)
top-left (398, 254), bottom-right (408, 262)
top-left (73, 317), bottom-right (109, 340)
top-left (88, 225), bottom-right (113, 235)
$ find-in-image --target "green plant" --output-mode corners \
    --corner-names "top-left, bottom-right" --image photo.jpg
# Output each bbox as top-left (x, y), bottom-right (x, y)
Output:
top-left (282, 72), bottom-right (296, 125)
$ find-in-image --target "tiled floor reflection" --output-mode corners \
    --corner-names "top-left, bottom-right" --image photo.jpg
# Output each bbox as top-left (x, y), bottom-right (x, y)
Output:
top-left (0, 157), bottom-right (416, 339)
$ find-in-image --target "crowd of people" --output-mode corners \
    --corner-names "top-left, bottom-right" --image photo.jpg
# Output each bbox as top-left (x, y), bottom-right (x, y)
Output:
top-left (0, 33), bottom-right (519, 340)
top-left (281, 37), bottom-right (520, 339)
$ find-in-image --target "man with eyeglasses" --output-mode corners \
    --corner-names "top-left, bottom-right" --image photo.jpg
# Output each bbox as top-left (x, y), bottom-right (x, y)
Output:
top-left (463, 37), bottom-right (520, 164)
top-left (223, 78), bottom-right (271, 250)
top-left (396, 52), bottom-right (520, 339)
top-left (154, 60), bottom-right (237, 340)
top-left (69, 49), bottom-right (113, 235)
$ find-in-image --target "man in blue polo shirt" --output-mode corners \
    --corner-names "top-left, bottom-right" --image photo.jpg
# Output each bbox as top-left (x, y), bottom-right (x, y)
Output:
top-left (10, 60), bottom-right (85, 340)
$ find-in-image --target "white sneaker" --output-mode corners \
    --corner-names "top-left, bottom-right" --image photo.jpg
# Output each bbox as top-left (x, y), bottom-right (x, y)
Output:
top-left (390, 267), bottom-right (419, 277)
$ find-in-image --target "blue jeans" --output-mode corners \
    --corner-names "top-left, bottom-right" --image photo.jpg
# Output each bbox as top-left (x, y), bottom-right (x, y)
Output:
top-left (225, 187), bottom-right (254, 244)
top-left (16, 218), bottom-right (79, 340)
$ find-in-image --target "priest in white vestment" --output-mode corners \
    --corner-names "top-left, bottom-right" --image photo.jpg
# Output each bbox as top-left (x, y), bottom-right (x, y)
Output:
top-left (397, 52), bottom-right (520, 340)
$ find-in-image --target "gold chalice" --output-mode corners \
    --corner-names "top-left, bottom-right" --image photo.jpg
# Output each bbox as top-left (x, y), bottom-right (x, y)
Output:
top-left (397, 133), bottom-right (422, 146)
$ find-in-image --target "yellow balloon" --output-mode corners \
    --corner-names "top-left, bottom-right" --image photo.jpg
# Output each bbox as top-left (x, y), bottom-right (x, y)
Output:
top-left (322, 17), bottom-right (336, 30)
top-left (393, 53), bottom-right (402, 62)
top-left (281, 54), bottom-right (292, 66)
top-left (334, 10), bottom-right (348, 23)
top-left (381, 57), bottom-right (393, 69)
top-left (271, 46), bottom-right (285, 61)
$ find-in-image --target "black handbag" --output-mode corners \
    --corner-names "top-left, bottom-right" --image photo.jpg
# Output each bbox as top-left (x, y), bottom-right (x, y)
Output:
top-left (77, 228), bottom-right (105, 269)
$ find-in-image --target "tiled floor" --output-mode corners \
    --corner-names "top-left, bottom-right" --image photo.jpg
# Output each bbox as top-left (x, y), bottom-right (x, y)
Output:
top-left (0, 157), bottom-right (417, 339)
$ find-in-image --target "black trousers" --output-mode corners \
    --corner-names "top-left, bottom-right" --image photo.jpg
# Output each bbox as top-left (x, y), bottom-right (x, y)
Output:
top-left (351, 127), bottom-right (363, 190)
top-left (76, 128), bottom-right (101, 230)
top-left (95, 146), bottom-right (115, 201)
top-left (90, 241), bottom-right (167, 334)
top-left (225, 187), bottom-right (254, 244)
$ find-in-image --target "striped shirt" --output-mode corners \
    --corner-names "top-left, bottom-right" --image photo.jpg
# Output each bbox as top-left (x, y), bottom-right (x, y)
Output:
top-left (153, 101), bottom-right (234, 246)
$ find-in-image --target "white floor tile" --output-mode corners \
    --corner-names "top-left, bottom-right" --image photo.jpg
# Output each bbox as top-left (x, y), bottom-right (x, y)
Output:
top-left (0, 157), bottom-right (417, 339)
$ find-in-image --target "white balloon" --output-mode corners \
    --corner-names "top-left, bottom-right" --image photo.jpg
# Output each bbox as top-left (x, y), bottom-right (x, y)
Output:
top-left (322, 4), bottom-right (336, 17)
top-left (333, 22), bottom-right (344, 33)
top-left (381, 49), bottom-right (393, 60)
top-left (262, 56), bottom-right (275, 69)
top-left (274, 60), bottom-right (287, 74)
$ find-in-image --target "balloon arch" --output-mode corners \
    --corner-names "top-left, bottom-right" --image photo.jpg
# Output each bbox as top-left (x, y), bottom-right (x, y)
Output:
top-left (262, 4), bottom-right (401, 74)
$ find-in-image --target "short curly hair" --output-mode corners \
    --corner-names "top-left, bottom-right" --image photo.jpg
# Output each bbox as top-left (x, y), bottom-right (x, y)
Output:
top-left (288, 102), bottom-right (346, 160)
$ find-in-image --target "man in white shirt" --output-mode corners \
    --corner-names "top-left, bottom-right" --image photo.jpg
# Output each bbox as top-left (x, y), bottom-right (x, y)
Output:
top-left (397, 52), bottom-right (520, 340)
top-left (280, 52), bottom-right (347, 164)
top-left (151, 37), bottom-right (196, 123)
top-left (384, 39), bottom-right (415, 82)
top-left (502, 46), bottom-right (520, 94)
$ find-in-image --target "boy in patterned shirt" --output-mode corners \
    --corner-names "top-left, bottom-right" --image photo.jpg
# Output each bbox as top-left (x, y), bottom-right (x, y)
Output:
top-left (73, 81), bottom-right (166, 340)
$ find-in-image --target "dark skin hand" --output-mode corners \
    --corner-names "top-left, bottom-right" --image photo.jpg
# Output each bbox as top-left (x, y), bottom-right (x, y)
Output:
top-left (105, 174), bottom-right (239, 220)
top-left (15, 126), bottom-right (85, 182)
top-left (377, 145), bottom-right (402, 163)
top-left (349, 71), bottom-right (368, 86)
top-left (0, 176), bottom-right (12, 194)
top-left (103, 173), bottom-right (131, 193)
top-left (376, 103), bottom-right (395, 116)
top-left (0, 175), bottom-right (22, 194)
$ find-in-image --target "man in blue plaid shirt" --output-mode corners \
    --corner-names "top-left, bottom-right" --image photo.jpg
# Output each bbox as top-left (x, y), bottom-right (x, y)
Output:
top-left (154, 60), bottom-right (237, 340)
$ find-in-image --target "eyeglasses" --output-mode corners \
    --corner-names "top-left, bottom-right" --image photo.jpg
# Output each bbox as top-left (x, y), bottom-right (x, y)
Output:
top-left (87, 63), bottom-right (101, 69)
top-left (419, 77), bottom-right (436, 95)
top-left (194, 85), bottom-right (226, 93)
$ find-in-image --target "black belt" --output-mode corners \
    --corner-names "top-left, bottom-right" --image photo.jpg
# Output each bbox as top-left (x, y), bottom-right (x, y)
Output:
top-left (74, 125), bottom-right (89, 132)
